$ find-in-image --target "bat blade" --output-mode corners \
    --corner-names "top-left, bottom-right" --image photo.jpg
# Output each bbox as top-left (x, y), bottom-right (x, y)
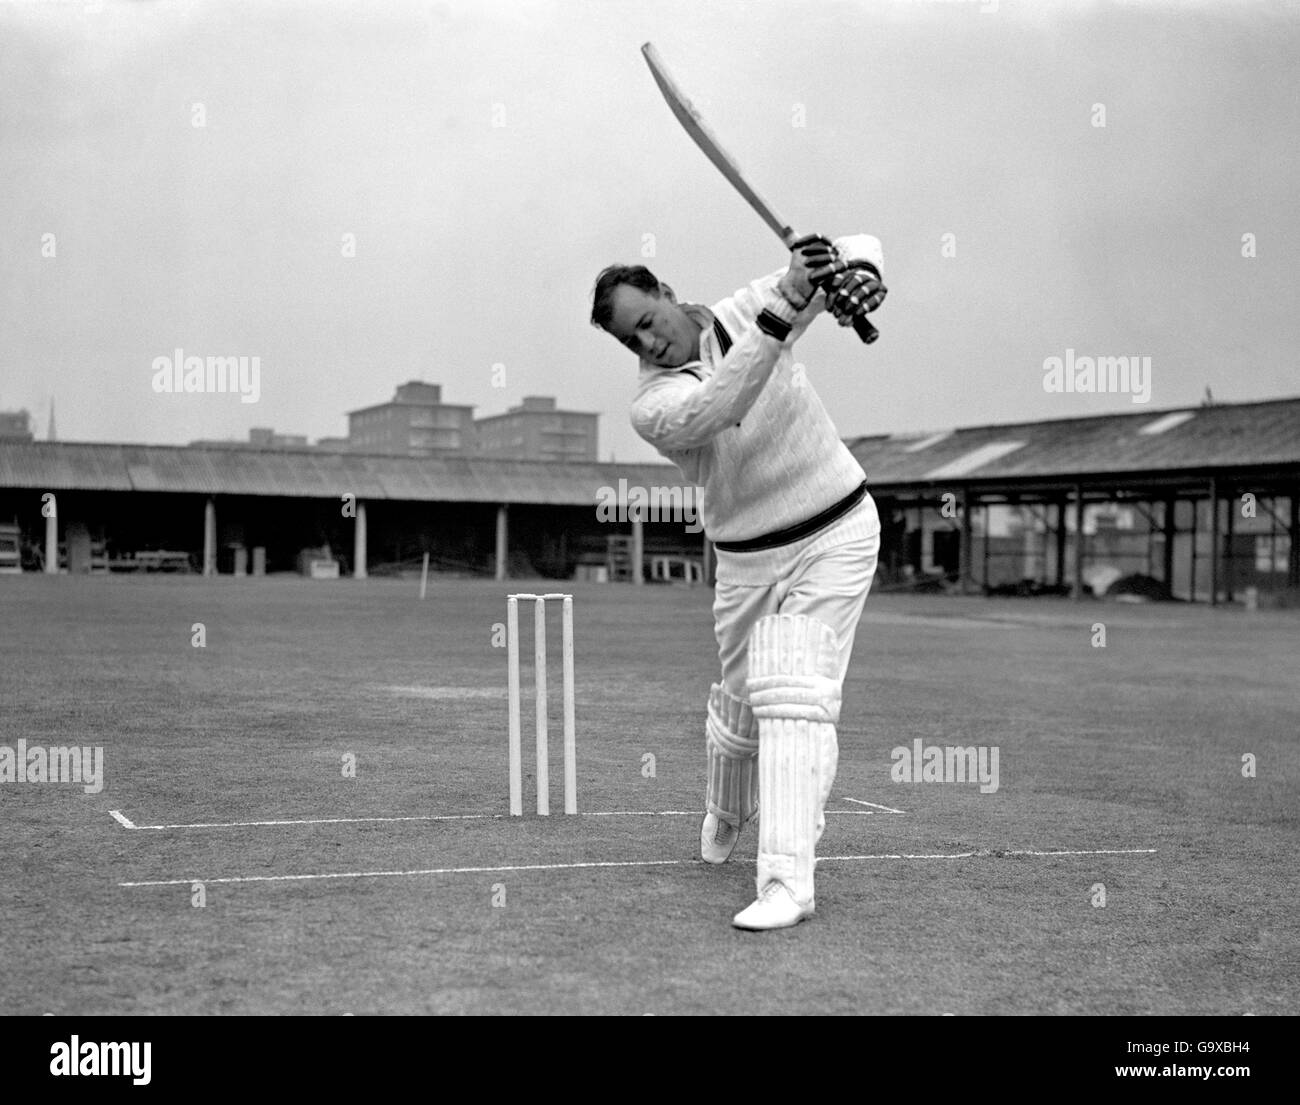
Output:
top-left (640, 42), bottom-right (879, 345)
top-left (640, 42), bottom-right (794, 248)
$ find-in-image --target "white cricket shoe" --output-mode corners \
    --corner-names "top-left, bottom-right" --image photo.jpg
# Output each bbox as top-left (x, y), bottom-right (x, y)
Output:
top-left (700, 813), bottom-right (741, 864)
top-left (732, 881), bottom-right (813, 931)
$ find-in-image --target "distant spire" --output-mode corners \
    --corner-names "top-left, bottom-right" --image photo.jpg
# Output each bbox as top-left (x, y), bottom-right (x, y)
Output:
top-left (47, 397), bottom-right (56, 441)
top-left (1201, 386), bottom-right (1215, 407)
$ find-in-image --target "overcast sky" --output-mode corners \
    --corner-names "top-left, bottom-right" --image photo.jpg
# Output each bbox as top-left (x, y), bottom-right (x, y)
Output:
top-left (1, 0), bottom-right (1296, 462)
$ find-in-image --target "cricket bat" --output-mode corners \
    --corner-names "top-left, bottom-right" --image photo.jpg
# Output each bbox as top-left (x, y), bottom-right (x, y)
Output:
top-left (640, 42), bottom-right (878, 344)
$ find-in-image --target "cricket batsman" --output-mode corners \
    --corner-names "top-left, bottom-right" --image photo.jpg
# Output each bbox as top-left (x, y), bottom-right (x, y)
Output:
top-left (589, 235), bottom-right (886, 929)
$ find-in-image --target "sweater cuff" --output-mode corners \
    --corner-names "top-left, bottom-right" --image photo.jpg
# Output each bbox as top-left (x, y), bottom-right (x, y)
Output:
top-left (763, 292), bottom-right (800, 325)
top-left (755, 291), bottom-right (797, 341)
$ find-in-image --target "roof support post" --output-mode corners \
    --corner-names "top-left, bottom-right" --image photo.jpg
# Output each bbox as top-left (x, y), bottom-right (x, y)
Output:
top-left (203, 497), bottom-right (216, 577)
top-left (1223, 480), bottom-right (1234, 603)
top-left (1290, 488), bottom-right (1300, 590)
top-left (1072, 485), bottom-right (1084, 600)
top-left (1209, 478), bottom-right (1219, 607)
top-left (982, 502), bottom-right (991, 591)
top-left (959, 488), bottom-right (973, 595)
top-left (1055, 498), bottom-right (1067, 588)
top-left (353, 500), bottom-right (367, 580)
top-left (495, 504), bottom-right (508, 582)
top-left (631, 515), bottom-right (644, 585)
top-left (1162, 496), bottom-right (1176, 593)
top-left (44, 494), bottom-right (59, 574)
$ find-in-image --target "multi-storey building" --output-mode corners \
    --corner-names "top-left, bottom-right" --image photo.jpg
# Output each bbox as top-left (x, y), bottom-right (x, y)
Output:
top-left (0, 409), bottom-right (34, 442)
top-left (474, 396), bottom-right (598, 462)
top-left (347, 382), bottom-right (476, 457)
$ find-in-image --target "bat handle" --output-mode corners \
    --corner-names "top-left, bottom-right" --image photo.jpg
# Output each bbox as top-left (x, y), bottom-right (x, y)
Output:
top-left (852, 315), bottom-right (879, 344)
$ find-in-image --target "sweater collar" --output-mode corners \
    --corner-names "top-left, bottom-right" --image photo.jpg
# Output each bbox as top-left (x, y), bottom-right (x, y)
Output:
top-left (638, 303), bottom-right (717, 377)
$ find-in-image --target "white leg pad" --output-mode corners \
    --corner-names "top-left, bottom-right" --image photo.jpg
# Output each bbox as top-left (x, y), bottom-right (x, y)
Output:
top-left (704, 683), bottom-right (758, 827)
top-left (747, 614), bottom-right (842, 909)
top-left (815, 725), bottom-right (839, 844)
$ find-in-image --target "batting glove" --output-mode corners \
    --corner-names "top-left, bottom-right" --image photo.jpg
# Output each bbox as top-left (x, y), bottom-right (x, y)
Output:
top-left (824, 262), bottom-right (887, 327)
top-left (778, 233), bottom-right (835, 310)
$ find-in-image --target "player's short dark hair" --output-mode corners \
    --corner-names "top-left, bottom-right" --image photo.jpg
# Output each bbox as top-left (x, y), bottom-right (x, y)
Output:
top-left (590, 265), bottom-right (662, 330)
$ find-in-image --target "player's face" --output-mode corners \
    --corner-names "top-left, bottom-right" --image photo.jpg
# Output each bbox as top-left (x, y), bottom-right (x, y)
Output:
top-left (603, 284), bottom-right (701, 368)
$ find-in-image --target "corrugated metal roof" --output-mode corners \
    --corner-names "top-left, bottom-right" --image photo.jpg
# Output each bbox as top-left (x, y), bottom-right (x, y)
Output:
top-left (0, 443), bottom-right (135, 491)
top-left (1, 397), bottom-right (1297, 501)
top-left (849, 397), bottom-right (1300, 486)
top-left (0, 442), bottom-right (689, 504)
top-left (923, 441), bottom-right (1027, 480)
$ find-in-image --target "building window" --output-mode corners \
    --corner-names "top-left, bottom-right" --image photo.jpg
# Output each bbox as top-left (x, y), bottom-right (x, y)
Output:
top-left (1256, 535), bottom-right (1291, 573)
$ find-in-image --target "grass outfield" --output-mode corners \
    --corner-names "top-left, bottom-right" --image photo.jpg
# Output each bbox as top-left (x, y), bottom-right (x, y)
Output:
top-left (0, 574), bottom-right (1296, 1016)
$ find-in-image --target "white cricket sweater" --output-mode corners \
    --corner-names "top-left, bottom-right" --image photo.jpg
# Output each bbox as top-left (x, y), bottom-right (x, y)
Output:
top-left (629, 239), bottom-right (878, 551)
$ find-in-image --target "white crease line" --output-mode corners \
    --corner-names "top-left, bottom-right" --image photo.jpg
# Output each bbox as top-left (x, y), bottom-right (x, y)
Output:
top-left (587, 810), bottom-right (875, 818)
top-left (842, 797), bottom-right (906, 814)
top-left (821, 848), bottom-right (1158, 861)
top-left (118, 847), bottom-right (1157, 888)
top-left (108, 809), bottom-right (881, 831)
top-left (120, 859), bottom-right (696, 887)
top-left (112, 813), bottom-right (504, 830)
top-left (1006, 848), bottom-right (1158, 857)
top-left (582, 811), bottom-right (697, 817)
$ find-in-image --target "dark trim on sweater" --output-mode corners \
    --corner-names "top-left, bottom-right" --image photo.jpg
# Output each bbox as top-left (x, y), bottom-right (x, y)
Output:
top-left (713, 480), bottom-right (868, 553)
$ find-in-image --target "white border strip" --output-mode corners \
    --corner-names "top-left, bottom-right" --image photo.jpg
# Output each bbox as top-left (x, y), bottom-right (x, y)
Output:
top-left (119, 848), bottom-right (1156, 888)
top-left (107, 809), bottom-right (882, 831)
top-left (842, 797), bottom-right (906, 814)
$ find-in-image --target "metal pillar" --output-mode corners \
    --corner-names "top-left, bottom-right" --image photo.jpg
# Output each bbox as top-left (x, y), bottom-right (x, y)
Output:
top-left (1290, 489), bottom-right (1300, 589)
top-left (1223, 482), bottom-right (1234, 603)
top-left (631, 517), bottom-right (644, 585)
top-left (959, 489), bottom-right (972, 594)
top-left (353, 501), bottom-right (367, 579)
top-left (44, 496), bottom-right (58, 574)
top-left (495, 504), bottom-right (508, 582)
top-left (203, 497), bottom-right (217, 577)
top-left (982, 503), bottom-right (991, 591)
top-left (1146, 502), bottom-right (1155, 577)
top-left (1055, 499), bottom-right (1067, 587)
top-left (1162, 497), bottom-right (1176, 592)
top-left (1208, 479), bottom-right (1219, 606)
top-left (1072, 486), bottom-right (1084, 600)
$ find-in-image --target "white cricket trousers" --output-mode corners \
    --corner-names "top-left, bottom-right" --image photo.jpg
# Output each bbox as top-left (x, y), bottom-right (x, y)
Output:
top-left (712, 492), bottom-right (881, 699)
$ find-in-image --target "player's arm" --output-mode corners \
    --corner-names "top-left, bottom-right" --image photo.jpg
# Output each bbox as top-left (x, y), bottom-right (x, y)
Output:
top-left (630, 243), bottom-right (827, 452)
top-left (729, 234), bottom-right (836, 344)
top-left (630, 321), bottom-right (784, 452)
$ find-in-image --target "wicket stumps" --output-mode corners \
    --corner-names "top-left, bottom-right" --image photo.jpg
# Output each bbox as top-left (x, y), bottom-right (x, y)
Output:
top-left (506, 593), bottom-right (576, 815)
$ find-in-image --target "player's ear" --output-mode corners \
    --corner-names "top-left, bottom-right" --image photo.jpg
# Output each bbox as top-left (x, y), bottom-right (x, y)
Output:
top-left (659, 283), bottom-right (677, 303)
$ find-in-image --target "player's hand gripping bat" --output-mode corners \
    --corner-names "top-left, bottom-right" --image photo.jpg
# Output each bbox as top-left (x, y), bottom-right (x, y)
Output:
top-left (640, 41), bottom-right (880, 344)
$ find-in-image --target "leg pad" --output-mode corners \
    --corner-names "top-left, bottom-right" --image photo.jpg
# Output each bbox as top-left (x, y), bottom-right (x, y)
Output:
top-left (705, 683), bottom-right (759, 827)
top-left (746, 615), bottom-right (842, 907)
